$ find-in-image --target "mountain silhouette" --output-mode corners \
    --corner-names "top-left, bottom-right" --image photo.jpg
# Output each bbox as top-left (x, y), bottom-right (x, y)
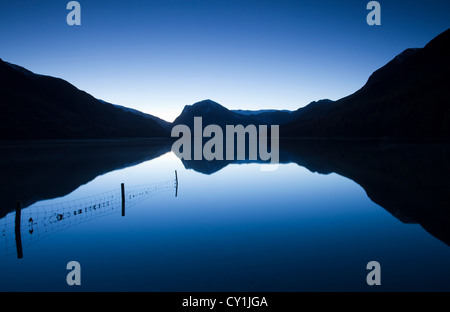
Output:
top-left (0, 59), bottom-right (170, 140)
top-left (173, 100), bottom-right (243, 128)
top-left (281, 28), bottom-right (450, 138)
top-left (172, 99), bottom-right (296, 129)
top-left (171, 29), bottom-right (450, 138)
top-left (103, 100), bottom-right (172, 130)
top-left (2, 28), bottom-right (449, 141)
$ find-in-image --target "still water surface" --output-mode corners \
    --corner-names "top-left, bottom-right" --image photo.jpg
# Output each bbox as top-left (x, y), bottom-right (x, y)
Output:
top-left (0, 140), bottom-right (449, 291)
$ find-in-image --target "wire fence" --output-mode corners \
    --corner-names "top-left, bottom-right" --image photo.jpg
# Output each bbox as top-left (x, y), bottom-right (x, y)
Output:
top-left (0, 174), bottom-right (177, 260)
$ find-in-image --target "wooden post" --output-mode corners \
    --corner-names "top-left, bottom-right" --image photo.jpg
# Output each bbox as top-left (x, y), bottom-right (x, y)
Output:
top-left (175, 170), bottom-right (178, 197)
top-left (15, 201), bottom-right (23, 259)
top-left (121, 183), bottom-right (125, 217)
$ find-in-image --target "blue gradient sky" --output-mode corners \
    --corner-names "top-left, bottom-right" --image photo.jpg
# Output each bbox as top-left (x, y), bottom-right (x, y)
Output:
top-left (1, 0), bottom-right (449, 121)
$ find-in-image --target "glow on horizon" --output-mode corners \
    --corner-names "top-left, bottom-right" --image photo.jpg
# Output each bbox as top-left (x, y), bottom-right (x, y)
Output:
top-left (1, 0), bottom-right (449, 122)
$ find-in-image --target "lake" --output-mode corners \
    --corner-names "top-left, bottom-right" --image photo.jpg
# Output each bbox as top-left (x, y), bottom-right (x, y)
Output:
top-left (0, 139), bottom-right (449, 291)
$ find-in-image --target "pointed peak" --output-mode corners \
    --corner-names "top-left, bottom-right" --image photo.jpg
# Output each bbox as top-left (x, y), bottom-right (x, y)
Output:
top-left (191, 99), bottom-right (222, 107)
top-left (181, 99), bottom-right (227, 112)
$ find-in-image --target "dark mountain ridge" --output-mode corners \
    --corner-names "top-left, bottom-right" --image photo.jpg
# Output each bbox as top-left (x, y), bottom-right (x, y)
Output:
top-left (281, 28), bottom-right (450, 139)
top-left (172, 99), bottom-right (298, 130)
top-left (1, 28), bottom-right (449, 140)
top-left (0, 59), bottom-right (169, 140)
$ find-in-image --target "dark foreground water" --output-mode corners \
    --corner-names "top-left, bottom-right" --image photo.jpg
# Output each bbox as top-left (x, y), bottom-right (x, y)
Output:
top-left (0, 139), bottom-right (449, 291)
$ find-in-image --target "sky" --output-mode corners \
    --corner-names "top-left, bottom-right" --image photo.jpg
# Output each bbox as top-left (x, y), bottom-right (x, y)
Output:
top-left (0, 0), bottom-right (449, 122)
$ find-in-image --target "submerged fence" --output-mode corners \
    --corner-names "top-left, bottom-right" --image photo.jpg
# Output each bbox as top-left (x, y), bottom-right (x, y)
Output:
top-left (0, 171), bottom-right (178, 259)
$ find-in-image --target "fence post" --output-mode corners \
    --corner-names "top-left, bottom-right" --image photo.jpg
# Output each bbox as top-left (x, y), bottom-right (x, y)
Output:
top-left (175, 170), bottom-right (178, 197)
top-left (121, 183), bottom-right (125, 217)
top-left (15, 201), bottom-right (23, 259)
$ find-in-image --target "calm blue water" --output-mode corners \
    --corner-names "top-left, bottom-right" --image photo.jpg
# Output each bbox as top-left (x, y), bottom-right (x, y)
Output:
top-left (1, 143), bottom-right (449, 291)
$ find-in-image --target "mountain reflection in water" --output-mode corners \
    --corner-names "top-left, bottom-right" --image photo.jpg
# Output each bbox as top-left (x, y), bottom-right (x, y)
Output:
top-left (0, 139), bottom-right (448, 247)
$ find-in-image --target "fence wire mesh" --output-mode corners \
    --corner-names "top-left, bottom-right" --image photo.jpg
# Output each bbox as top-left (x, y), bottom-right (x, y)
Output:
top-left (0, 176), bottom-right (177, 259)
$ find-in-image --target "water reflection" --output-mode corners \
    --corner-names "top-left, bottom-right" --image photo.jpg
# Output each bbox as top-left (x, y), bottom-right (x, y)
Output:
top-left (0, 140), bottom-right (178, 260)
top-left (0, 139), bottom-right (448, 262)
top-left (0, 139), bottom-right (172, 219)
top-left (279, 140), bottom-right (450, 246)
top-left (1, 178), bottom-right (177, 259)
top-left (182, 139), bottom-right (450, 245)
